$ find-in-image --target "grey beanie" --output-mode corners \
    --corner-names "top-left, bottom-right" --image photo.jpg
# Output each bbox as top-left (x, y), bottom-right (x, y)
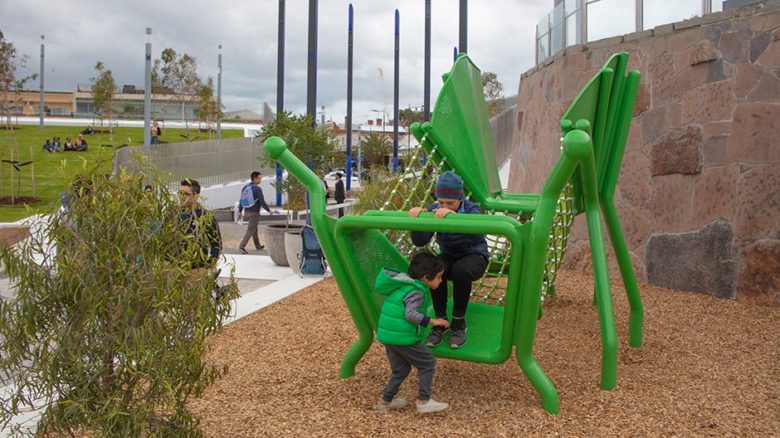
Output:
top-left (435, 171), bottom-right (464, 200)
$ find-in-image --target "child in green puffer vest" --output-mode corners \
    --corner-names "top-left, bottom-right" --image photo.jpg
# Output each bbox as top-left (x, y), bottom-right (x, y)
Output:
top-left (374, 252), bottom-right (450, 414)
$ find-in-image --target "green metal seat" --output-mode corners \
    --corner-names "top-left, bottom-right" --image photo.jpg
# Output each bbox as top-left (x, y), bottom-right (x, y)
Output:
top-left (263, 52), bottom-right (643, 415)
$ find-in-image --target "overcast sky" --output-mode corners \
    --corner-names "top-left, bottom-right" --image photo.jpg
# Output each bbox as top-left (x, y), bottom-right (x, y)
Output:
top-left (1, 0), bottom-right (707, 123)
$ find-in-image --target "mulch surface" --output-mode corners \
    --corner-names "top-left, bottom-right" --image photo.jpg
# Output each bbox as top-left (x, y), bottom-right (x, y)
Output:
top-left (190, 270), bottom-right (780, 437)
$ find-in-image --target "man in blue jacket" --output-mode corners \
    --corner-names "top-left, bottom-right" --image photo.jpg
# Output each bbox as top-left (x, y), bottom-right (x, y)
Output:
top-left (409, 171), bottom-right (488, 349)
top-left (238, 171), bottom-right (273, 254)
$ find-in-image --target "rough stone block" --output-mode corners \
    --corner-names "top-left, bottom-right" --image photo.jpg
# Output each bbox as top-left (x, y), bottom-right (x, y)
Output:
top-left (618, 150), bottom-right (654, 210)
top-left (646, 219), bottom-right (737, 298)
top-left (719, 31), bottom-right (749, 63)
top-left (674, 17), bottom-right (703, 31)
top-left (734, 163), bottom-right (780, 245)
top-left (690, 39), bottom-right (723, 65)
top-left (650, 125), bottom-right (703, 176)
top-left (737, 240), bottom-right (780, 305)
top-left (729, 103), bottom-right (780, 163)
top-left (624, 29), bottom-right (654, 42)
top-left (564, 44), bottom-right (586, 55)
top-left (702, 135), bottom-right (730, 167)
top-left (586, 35), bottom-right (624, 50)
top-left (747, 68), bottom-right (780, 102)
top-left (756, 39), bottom-right (780, 67)
top-left (633, 83), bottom-right (650, 116)
top-left (654, 23), bottom-right (676, 36)
top-left (750, 30), bottom-right (773, 62)
top-left (681, 80), bottom-right (736, 125)
top-left (734, 63), bottom-right (765, 98)
top-left (641, 105), bottom-right (666, 143)
top-left (562, 240), bottom-right (647, 282)
top-left (692, 164), bottom-right (739, 228)
top-left (651, 173), bottom-right (696, 230)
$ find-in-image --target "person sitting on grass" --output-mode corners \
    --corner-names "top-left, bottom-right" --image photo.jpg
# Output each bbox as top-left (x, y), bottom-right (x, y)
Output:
top-left (63, 137), bottom-right (74, 151)
top-left (409, 171), bottom-right (488, 349)
top-left (42, 139), bottom-right (54, 153)
top-left (375, 251), bottom-right (450, 414)
top-left (51, 136), bottom-right (62, 152)
top-left (73, 134), bottom-right (88, 151)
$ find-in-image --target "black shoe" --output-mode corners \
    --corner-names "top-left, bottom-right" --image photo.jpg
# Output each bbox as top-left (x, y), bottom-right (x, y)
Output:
top-left (256, 244), bottom-right (265, 250)
top-left (238, 247), bottom-right (248, 254)
top-left (426, 325), bottom-right (448, 347)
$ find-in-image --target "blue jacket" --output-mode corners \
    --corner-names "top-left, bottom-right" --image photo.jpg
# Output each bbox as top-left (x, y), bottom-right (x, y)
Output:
top-left (410, 199), bottom-right (489, 258)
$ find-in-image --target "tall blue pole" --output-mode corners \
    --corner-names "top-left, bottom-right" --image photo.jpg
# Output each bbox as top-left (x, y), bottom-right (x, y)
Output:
top-left (144, 28), bottom-right (152, 146)
top-left (276, 0), bottom-right (285, 206)
top-left (423, 0), bottom-right (431, 122)
top-left (392, 10), bottom-right (399, 173)
top-left (453, 46), bottom-right (458, 62)
top-left (459, 0), bottom-right (467, 53)
top-left (346, 4), bottom-right (354, 190)
top-left (306, 0), bottom-right (318, 124)
top-left (39, 35), bottom-right (45, 129)
top-left (217, 44), bottom-right (222, 140)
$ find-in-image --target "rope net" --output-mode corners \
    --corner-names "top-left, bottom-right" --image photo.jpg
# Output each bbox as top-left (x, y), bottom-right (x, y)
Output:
top-left (379, 142), bottom-right (575, 306)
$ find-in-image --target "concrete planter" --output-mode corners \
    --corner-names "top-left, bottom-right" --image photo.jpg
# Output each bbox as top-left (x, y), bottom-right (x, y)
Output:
top-left (284, 229), bottom-right (304, 274)
top-left (263, 223), bottom-right (304, 266)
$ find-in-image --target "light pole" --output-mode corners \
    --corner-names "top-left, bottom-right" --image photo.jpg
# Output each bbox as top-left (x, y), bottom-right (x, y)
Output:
top-left (217, 44), bottom-right (222, 140)
top-left (276, 0), bottom-right (285, 206)
top-left (39, 35), bottom-right (44, 129)
top-left (345, 3), bottom-right (354, 190)
top-left (144, 28), bottom-right (152, 146)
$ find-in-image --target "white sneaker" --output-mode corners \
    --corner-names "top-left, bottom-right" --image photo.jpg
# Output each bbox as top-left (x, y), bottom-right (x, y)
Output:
top-left (376, 397), bottom-right (407, 412)
top-left (416, 398), bottom-right (449, 414)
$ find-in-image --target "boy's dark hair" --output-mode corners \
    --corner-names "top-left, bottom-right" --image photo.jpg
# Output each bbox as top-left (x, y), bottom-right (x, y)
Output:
top-left (407, 251), bottom-right (445, 281)
top-left (250, 171), bottom-right (261, 180)
top-left (180, 179), bottom-right (201, 194)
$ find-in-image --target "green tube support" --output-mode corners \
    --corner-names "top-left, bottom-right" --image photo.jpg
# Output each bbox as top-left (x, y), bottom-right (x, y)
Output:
top-left (263, 136), bottom-right (374, 378)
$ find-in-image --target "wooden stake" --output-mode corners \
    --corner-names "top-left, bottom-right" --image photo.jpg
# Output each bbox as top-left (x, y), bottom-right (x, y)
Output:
top-left (29, 143), bottom-right (36, 199)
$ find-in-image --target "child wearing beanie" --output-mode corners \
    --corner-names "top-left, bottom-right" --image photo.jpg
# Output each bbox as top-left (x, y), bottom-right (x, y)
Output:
top-left (409, 171), bottom-right (488, 348)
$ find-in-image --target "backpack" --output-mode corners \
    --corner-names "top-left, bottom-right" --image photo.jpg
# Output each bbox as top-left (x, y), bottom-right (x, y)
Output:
top-left (299, 225), bottom-right (327, 276)
top-left (239, 183), bottom-right (256, 208)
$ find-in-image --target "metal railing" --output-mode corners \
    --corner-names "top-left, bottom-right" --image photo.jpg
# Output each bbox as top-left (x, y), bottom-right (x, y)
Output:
top-left (536, 0), bottom-right (732, 64)
top-left (113, 137), bottom-right (274, 188)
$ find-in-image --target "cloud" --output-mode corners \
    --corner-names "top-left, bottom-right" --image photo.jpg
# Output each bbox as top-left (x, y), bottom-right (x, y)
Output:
top-left (1, 0), bottom-right (550, 122)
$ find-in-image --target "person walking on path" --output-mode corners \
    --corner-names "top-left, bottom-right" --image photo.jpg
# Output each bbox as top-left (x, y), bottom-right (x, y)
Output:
top-left (238, 171), bottom-right (273, 254)
top-left (335, 172), bottom-right (346, 218)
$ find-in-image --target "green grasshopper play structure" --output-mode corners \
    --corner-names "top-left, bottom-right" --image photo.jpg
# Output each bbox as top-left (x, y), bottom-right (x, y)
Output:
top-left (263, 52), bottom-right (643, 414)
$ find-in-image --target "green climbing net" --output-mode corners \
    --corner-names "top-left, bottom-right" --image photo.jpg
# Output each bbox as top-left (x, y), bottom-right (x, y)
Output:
top-left (379, 144), bottom-right (575, 306)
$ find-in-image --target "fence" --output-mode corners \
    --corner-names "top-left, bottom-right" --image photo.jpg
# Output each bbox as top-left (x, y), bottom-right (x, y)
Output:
top-left (113, 137), bottom-right (274, 188)
top-left (490, 104), bottom-right (516, 168)
top-left (536, 0), bottom-right (740, 64)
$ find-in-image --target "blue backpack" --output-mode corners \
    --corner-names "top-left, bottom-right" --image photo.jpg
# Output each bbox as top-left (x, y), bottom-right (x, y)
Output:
top-left (239, 183), bottom-right (256, 208)
top-left (299, 225), bottom-right (327, 276)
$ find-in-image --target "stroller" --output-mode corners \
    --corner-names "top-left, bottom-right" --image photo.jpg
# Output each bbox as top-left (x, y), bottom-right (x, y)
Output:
top-left (298, 225), bottom-right (327, 276)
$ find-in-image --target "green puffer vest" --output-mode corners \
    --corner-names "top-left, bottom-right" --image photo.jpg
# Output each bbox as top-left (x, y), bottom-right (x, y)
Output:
top-left (374, 268), bottom-right (431, 346)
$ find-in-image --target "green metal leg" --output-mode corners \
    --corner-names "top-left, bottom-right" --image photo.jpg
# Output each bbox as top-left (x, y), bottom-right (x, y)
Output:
top-left (516, 350), bottom-right (559, 414)
top-left (340, 327), bottom-right (374, 378)
top-left (580, 139), bottom-right (619, 391)
top-left (602, 198), bottom-right (644, 348)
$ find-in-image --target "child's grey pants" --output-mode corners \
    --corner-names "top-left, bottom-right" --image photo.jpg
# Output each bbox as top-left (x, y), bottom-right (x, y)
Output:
top-left (382, 342), bottom-right (436, 402)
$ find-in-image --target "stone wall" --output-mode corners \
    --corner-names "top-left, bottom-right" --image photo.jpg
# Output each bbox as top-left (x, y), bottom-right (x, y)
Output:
top-left (510, 1), bottom-right (780, 305)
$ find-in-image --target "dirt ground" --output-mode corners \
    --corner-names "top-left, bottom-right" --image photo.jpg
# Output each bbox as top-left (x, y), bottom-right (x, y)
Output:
top-left (189, 270), bottom-right (780, 437)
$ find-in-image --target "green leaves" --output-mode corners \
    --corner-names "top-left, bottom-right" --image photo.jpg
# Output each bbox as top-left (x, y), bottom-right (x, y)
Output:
top-left (0, 163), bottom-right (238, 436)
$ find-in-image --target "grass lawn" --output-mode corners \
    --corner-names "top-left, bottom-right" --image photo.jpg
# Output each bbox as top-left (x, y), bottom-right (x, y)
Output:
top-left (0, 124), bottom-right (243, 223)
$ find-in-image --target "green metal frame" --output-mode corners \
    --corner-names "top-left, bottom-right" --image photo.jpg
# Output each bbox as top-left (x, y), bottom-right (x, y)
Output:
top-left (262, 52), bottom-right (644, 414)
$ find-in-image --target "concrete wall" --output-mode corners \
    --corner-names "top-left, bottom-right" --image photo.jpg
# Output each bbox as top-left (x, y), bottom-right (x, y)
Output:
top-left (510, 0), bottom-right (780, 304)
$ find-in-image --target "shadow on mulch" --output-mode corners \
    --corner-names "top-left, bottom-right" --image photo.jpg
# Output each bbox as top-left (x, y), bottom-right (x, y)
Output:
top-left (190, 270), bottom-right (780, 437)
